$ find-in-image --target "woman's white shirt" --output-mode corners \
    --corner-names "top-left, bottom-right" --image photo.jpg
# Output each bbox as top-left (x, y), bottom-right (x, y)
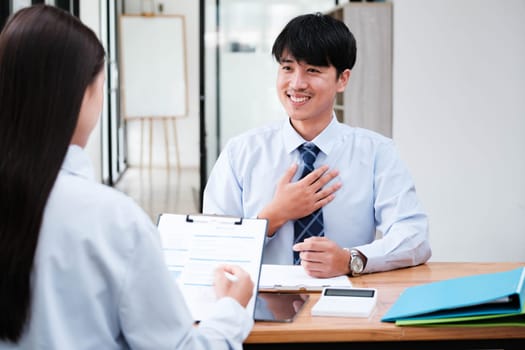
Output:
top-left (2, 145), bottom-right (252, 350)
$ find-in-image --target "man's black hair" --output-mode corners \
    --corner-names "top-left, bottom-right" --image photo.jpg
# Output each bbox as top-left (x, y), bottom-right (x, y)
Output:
top-left (272, 12), bottom-right (357, 77)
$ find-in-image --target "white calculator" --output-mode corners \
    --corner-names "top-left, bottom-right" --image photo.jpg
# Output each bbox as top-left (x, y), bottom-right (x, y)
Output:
top-left (311, 287), bottom-right (377, 318)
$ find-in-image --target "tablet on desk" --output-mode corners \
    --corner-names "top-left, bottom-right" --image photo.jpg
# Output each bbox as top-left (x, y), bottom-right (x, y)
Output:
top-left (254, 292), bottom-right (310, 322)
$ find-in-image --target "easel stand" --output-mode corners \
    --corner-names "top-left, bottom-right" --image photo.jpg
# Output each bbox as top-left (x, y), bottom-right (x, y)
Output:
top-left (127, 116), bottom-right (181, 172)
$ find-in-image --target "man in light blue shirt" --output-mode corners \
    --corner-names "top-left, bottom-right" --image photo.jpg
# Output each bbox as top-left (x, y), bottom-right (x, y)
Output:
top-left (203, 13), bottom-right (431, 278)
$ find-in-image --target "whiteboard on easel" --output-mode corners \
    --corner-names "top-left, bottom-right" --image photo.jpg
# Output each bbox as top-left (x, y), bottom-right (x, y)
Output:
top-left (119, 15), bottom-right (188, 118)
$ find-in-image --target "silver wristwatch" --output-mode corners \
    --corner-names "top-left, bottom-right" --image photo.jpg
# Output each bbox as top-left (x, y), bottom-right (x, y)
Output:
top-left (348, 249), bottom-right (366, 276)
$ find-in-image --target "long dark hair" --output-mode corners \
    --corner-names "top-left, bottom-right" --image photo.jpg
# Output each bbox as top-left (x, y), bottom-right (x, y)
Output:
top-left (0, 5), bottom-right (105, 342)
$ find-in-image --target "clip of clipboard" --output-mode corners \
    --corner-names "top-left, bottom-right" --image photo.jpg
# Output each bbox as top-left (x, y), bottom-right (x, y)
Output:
top-left (157, 213), bottom-right (267, 322)
top-left (184, 213), bottom-right (243, 225)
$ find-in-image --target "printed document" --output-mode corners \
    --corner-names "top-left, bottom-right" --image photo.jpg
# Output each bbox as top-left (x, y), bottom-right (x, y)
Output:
top-left (158, 214), bottom-right (267, 321)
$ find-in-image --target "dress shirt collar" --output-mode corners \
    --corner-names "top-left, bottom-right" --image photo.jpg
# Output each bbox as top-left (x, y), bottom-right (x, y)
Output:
top-left (60, 145), bottom-right (95, 182)
top-left (282, 113), bottom-right (341, 155)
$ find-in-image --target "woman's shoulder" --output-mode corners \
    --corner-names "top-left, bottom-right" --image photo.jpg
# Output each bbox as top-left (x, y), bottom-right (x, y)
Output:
top-left (46, 171), bottom-right (154, 240)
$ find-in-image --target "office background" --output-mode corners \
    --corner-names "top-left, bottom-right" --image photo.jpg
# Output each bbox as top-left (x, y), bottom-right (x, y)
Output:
top-left (3, 0), bottom-right (524, 263)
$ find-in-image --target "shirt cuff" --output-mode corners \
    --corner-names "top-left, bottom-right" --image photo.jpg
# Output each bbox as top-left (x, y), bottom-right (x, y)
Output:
top-left (199, 297), bottom-right (254, 344)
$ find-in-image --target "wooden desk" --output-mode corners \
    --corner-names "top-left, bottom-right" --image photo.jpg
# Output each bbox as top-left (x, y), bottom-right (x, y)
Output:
top-left (246, 262), bottom-right (525, 349)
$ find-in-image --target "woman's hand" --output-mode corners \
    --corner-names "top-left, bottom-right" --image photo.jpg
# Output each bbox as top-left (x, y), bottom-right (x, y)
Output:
top-left (214, 265), bottom-right (254, 308)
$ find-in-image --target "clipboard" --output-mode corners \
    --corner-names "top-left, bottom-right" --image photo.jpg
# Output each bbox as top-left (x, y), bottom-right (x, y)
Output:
top-left (157, 213), bottom-right (267, 322)
top-left (258, 264), bottom-right (352, 292)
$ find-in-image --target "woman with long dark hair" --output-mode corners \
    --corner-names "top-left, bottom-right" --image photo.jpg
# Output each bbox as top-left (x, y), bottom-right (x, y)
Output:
top-left (0, 5), bottom-right (253, 349)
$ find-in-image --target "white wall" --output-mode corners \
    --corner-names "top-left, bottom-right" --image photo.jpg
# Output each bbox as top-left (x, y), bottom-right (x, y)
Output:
top-left (392, 0), bottom-right (525, 261)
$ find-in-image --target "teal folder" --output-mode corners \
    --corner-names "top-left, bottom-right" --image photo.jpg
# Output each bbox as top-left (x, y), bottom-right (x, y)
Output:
top-left (382, 267), bottom-right (525, 326)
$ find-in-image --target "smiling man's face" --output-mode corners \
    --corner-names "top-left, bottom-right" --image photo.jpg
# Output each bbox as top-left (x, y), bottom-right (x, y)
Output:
top-left (276, 50), bottom-right (349, 138)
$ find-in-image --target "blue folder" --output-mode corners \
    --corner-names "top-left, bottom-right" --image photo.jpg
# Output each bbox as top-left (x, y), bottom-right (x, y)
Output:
top-left (382, 267), bottom-right (525, 326)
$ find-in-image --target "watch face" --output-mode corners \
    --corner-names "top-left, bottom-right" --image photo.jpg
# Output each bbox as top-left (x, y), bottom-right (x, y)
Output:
top-left (351, 255), bottom-right (364, 273)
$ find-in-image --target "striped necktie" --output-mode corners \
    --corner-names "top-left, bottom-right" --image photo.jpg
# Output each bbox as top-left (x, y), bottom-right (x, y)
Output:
top-left (293, 143), bottom-right (324, 264)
